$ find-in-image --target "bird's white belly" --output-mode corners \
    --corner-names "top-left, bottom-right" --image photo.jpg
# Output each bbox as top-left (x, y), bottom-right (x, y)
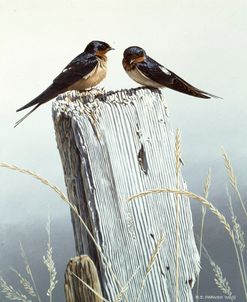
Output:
top-left (127, 68), bottom-right (163, 88)
top-left (69, 59), bottom-right (107, 91)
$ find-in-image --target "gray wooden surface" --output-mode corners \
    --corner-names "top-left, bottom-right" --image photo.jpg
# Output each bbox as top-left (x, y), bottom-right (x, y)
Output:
top-left (53, 87), bottom-right (200, 302)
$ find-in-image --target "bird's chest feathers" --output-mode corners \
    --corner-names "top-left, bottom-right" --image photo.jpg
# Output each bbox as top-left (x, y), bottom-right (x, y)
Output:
top-left (127, 67), bottom-right (163, 88)
top-left (69, 58), bottom-right (107, 91)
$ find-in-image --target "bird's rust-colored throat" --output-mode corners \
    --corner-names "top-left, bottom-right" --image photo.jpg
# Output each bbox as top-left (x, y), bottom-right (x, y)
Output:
top-left (123, 55), bottom-right (145, 71)
top-left (96, 48), bottom-right (112, 58)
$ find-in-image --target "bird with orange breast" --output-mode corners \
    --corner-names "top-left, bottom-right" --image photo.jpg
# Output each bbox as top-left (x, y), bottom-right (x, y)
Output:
top-left (15, 40), bottom-right (114, 127)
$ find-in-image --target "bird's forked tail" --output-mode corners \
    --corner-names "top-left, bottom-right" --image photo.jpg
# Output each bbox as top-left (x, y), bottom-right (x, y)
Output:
top-left (14, 103), bottom-right (41, 128)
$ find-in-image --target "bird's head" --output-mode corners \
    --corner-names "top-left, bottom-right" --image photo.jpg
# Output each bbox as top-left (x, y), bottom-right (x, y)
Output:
top-left (123, 46), bottom-right (146, 66)
top-left (84, 41), bottom-right (114, 57)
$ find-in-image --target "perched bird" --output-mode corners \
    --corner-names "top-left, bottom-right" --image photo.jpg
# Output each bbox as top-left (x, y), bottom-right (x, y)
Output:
top-left (15, 40), bottom-right (114, 127)
top-left (122, 46), bottom-right (219, 99)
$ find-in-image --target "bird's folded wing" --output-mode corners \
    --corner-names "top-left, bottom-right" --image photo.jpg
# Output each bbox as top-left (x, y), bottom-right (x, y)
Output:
top-left (53, 53), bottom-right (98, 89)
top-left (137, 57), bottom-right (174, 85)
top-left (137, 57), bottom-right (218, 99)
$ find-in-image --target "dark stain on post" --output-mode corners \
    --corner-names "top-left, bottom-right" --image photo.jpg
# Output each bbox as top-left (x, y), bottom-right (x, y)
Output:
top-left (138, 144), bottom-right (148, 174)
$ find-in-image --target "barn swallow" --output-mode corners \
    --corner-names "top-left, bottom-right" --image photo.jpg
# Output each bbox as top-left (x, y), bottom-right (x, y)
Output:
top-left (122, 46), bottom-right (220, 99)
top-left (15, 40), bottom-right (114, 127)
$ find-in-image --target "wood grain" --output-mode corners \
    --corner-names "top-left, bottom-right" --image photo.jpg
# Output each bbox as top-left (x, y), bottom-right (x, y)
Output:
top-left (53, 87), bottom-right (200, 301)
top-left (64, 255), bottom-right (103, 302)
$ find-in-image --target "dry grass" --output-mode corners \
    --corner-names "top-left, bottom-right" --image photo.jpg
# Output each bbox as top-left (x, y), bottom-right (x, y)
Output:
top-left (175, 129), bottom-right (182, 179)
top-left (19, 242), bottom-right (41, 302)
top-left (72, 265), bottom-right (140, 302)
top-left (175, 129), bottom-right (182, 302)
top-left (128, 188), bottom-right (232, 236)
top-left (10, 268), bottom-right (36, 297)
top-left (0, 162), bottom-right (125, 300)
top-left (43, 215), bottom-right (58, 301)
top-left (135, 233), bottom-right (165, 302)
top-left (227, 189), bottom-right (247, 298)
top-left (72, 273), bottom-right (110, 302)
top-left (128, 188), bottom-right (245, 300)
top-left (0, 216), bottom-right (58, 302)
top-left (196, 169), bottom-right (212, 298)
top-left (0, 276), bottom-right (32, 302)
top-left (222, 149), bottom-right (247, 218)
top-left (202, 244), bottom-right (234, 301)
top-left (113, 266), bottom-right (140, 302)
top-left (0, 163), bottom-right (67, 203)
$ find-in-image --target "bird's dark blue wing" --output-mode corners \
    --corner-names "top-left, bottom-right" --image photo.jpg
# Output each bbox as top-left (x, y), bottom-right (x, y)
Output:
top-left (137, 56), bottom-right (174, 85)
top-left (53, 52), bottom-right (98, 89)
top-left (138, 56), bottom-right (217, 99)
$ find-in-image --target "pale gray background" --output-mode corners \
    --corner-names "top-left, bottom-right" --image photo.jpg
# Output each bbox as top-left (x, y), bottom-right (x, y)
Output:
top-left (0, 0), bottom-right (246, 301)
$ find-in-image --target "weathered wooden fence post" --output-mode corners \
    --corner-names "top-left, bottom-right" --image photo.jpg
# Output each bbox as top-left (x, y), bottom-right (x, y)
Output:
top-left (64, 255), bottom-right (103, 302)
top-left (53, 87), bottom-right (200, 301)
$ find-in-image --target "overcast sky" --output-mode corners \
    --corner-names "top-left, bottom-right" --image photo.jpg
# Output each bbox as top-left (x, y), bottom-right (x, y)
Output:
top-left (0, 0), bottom-right (247, 301)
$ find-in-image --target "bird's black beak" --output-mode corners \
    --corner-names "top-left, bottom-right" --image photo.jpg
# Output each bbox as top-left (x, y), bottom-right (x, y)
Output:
top-left (109, 47), bottom-right (115, 51)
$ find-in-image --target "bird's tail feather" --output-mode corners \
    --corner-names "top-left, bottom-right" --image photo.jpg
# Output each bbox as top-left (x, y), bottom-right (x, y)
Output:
top-left (168, 75), bottom-right (221, 99)
top-left (14, 104), bottom-right (41, 127)
top-left (16, 97), bottom-right (41, 112)
top-left (16, 85), bottom-right (59, 112)
top-left (15, 85), bottom-right (62, 127)
top-left (199, 90), bottom-right (222, 99)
